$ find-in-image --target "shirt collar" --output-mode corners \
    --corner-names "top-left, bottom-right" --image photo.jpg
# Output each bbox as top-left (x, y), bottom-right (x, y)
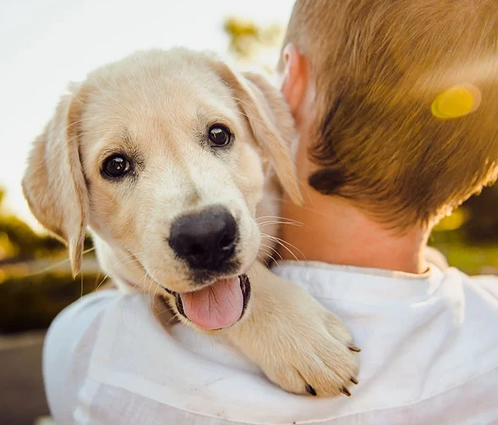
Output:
top-left (272, 260), bottom-right (444, 306)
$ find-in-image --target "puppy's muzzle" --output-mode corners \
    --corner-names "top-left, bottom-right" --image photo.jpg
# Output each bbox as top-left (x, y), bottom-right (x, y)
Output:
top-left (168, 205), bottom-right (238, 272)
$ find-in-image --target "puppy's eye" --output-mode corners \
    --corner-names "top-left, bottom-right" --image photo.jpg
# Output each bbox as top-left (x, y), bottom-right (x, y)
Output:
top-left (102, 155), bottom-right (131, 179)
top-left (208, 124), bottom-right (233, 148)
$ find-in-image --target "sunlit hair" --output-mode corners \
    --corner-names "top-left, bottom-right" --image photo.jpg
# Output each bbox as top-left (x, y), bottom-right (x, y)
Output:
top-left (282, 0), bottom-right (498, 227)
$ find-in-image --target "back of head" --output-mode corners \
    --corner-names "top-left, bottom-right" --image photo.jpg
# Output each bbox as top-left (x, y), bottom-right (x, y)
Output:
top-left (284, 0), bottom-right (498, 227)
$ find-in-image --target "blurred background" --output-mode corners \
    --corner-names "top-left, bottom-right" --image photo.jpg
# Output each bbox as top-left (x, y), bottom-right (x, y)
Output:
top-left (0, 1), bottom-right (497, 424)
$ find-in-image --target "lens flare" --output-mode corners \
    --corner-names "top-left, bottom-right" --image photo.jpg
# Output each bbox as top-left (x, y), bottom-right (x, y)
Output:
top-left (431, 84), bottom-right (482, 119)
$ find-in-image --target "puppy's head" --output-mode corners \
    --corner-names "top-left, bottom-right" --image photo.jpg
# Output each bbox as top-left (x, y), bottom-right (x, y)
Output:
top-left (23, 49), bottom-right (301, 330)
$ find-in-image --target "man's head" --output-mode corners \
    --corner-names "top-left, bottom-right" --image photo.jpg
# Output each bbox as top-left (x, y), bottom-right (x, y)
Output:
top-left (279, 0), bottom-right (498, 229)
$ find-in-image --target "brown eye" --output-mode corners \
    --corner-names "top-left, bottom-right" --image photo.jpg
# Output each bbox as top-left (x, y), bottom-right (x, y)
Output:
top-left (102, 154), bottom-right (131, 179)
top-left (208, 124), bottom-right (233, 148)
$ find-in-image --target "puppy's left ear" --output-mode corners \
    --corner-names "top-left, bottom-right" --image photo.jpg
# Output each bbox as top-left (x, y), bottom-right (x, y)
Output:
top-left (212, 62), bottom-right (303, 205)
top-left (22, 86), bottom-right (89, 277)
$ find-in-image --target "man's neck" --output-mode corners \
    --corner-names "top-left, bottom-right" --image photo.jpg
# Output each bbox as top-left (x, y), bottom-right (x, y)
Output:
top-left (279, 188), bottom-right (430, 274)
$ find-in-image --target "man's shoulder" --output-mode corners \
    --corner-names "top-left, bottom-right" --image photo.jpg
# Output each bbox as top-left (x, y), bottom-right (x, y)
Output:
top-left (47, 289), bottom-right (122, 339)
top-left (48, 289), bottom-right (144, 340)
top-left (444, 266), bottom-right (498, 300)
top-left (466, 272), bottom-right (498, 294)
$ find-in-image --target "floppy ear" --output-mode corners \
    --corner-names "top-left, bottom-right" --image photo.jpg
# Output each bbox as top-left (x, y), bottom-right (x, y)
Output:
top-left (212, 62), bottom-right (303, 205)
top-left (22, 87), bottom-right (89, 277)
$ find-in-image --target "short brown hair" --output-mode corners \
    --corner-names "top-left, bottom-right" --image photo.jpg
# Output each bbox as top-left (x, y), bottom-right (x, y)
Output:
top-left (283, 0), bottom-right (498, 226)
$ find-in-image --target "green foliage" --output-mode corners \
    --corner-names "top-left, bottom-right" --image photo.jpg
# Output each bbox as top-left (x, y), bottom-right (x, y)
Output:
top-left (461, 185), bottom-right (498, 243)
top-left (0, 187), bottom-right (99, 333)
top-left (432, 242), bottom-right (498, 275)
top-left (0, 188), bottom-right (64, 262)
top-left (224, 17), bottom-right (283, 61)
top-left (0, 267), bottom-right (101, 333)
top-left (432, 185), bottom-right (498, 245)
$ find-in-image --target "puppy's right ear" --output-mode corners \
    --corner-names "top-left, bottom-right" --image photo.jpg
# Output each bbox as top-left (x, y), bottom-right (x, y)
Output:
top-left (210, 61), bottom-right (303, 206)
top-left (22, 87), bottom-right (89, 277)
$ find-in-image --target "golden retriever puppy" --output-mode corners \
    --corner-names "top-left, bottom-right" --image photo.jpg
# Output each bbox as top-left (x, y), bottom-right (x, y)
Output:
top-left (23, 48), bottom-right (359, 397)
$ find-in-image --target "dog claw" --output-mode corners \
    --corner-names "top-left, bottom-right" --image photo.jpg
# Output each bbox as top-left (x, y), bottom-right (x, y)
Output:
top-left (348, 344), bottom-right (361, 352)
top-left (350, 377), bottom-right (359, 385)
top-left (340, 386), bottom-right (352, 397)
top-left (305, 384), bottom-right (317, 396)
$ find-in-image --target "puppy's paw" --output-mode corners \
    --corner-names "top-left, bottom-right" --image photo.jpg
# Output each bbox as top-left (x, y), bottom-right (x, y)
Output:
top-left (255, 310), bottom-right (359, 397)
top-left (225, 264), bottom-right (360, 397)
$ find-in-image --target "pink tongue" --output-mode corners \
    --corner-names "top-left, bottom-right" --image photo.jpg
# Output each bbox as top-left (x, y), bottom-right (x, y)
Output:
top-left (181, 277), bottom-right (243, 330)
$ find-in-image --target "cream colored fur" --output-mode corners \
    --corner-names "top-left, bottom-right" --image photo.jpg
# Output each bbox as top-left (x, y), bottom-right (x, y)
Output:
top-left (23, 48), bottom-right (358, 397)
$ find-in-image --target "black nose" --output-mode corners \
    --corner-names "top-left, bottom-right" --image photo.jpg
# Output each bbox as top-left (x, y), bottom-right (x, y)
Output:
top-left (168, 206), bottom-right (238, 271)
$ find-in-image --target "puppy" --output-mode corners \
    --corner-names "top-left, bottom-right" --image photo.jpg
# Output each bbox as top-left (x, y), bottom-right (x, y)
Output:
top-left (23, 48), bottom-right (359, 397)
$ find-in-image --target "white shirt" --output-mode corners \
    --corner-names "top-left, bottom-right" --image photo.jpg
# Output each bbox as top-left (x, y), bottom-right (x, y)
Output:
top-left (43, 261), bottom-right (498, 425)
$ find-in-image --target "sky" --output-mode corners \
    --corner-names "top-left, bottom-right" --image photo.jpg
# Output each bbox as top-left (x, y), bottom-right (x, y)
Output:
top-left (0, 0), bottom-right (294, 228)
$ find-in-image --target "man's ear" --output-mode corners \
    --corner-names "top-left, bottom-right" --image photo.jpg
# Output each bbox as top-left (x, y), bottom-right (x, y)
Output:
top-left (211, 60), bottom-right (303, 205)
top-left (280, 43), bottom-right (309, 126)
top-left (22, 86), bottom-right (89, 277)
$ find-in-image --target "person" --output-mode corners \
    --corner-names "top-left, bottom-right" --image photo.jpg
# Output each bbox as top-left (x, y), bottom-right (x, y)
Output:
top-left (43, 0), bottom-right (498, 424)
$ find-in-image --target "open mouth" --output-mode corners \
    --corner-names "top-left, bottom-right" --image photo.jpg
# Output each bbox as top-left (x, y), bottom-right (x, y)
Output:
top-left (163, 274), bottom-right (251, 330)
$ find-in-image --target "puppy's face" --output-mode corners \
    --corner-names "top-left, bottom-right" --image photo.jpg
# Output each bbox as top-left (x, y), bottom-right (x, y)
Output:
top-left (81, 53), bottom-right (265, 294)
top-left (23, 49), bottom-right (301, 330)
